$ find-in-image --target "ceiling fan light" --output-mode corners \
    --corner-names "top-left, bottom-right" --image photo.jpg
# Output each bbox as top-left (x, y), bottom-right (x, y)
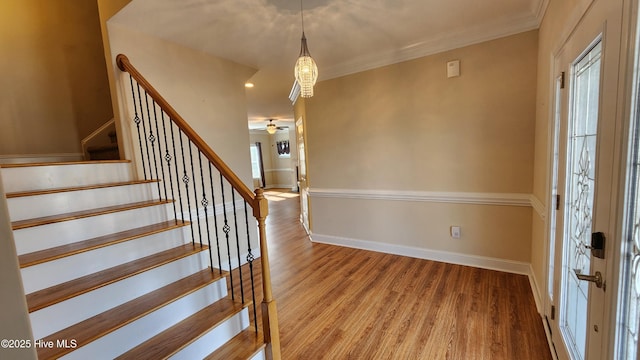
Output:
top-left (266, 121), bottom-right (277, 134)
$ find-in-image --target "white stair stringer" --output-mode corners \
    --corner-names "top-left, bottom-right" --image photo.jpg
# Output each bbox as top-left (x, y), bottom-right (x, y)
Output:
top-left (21, 227), bottom-right (190, 294)
top-left (170, 308), bottom-right (250, 360)
top-left (7, 182), bottom-right (161, 221)
top-left (13, 202), bottom-right (175, 255)
top-left (1, 162), bottom-right (133, 193)
top-left (59, 282), bottom-right (230, 360)
top-left (251, 349), bottom-right (267, 360)
top-left (30, 250), bottom-right (213, 339)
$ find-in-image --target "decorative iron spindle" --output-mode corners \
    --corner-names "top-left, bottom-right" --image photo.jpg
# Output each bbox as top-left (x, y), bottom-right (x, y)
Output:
top-left (232, 190), bottom-right (245, 303)
top-left (198, 152), bottom-right (215, 269)
top-left (128, 76), bottom-right (147, 180)
top-left (151, 100), bottom-right (169, 201)
top-left (178, 130), bottom-right (195, 244)
top-left (209, 163), bottom-right (223, 275)
top-left (220, 174), bottom-right (235, 300)
top-left (188, 141), bottom-right (203, 248)
top-left (143, 93), bottom-right (161, 196)
top-left (137, 84), bottom-right (153, 180)
top-left (160, 112), bottom-right (178, 221)
top-left (169, 121), bottom-right (185, 223)
top-left (244, 200), bottom-right (258, 330)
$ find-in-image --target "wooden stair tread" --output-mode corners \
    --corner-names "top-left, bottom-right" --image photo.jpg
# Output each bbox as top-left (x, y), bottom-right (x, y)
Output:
top-left (19, 220), bottom-right (189, 268)
top-left (116, 299), bottom-right (250, 360)
top-left (36, 269), bottom-right (223, 360)
top-left (27, 243), bottom-right (208, 312)
top-left (6, 179), bottom-right (159, 198)
top-left (11, 199), bottom-right (173, 230)
top-left (0, 160), bottom-right (130, 168)
top-left (204, 329), bottom-right (266, 360)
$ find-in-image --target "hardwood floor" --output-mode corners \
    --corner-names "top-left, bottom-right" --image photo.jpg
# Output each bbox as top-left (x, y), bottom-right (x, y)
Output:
top-left (250, 190), bottom-right (552, 359)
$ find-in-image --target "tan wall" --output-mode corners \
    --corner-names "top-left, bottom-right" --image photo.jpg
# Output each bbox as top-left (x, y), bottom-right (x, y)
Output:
top-left (305, 30), bottom-right (538, 263)
top-left (107, 23), bottom-right (257, 189)
top-left (307, 30), bottom-right (538, 193)
top-left (0, 0), bottom-right (112, 156)
top-left (0, 171), bottom-right (37, 360)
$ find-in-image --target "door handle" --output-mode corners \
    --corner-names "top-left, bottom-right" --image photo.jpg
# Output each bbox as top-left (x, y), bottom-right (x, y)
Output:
top-left (573, 269), bottom-right (604, 289)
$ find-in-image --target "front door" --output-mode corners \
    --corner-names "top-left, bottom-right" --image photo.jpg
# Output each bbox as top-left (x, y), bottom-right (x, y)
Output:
top-left (550, 1), bottom-right (624, 359)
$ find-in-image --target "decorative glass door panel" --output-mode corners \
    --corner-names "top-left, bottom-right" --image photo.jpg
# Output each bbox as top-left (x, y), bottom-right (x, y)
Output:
top-left (621, 148), bottom-right (640, 359)
top-left (560, 40), bottom-right (602, 360)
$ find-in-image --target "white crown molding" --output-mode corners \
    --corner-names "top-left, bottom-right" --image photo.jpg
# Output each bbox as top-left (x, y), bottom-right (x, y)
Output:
top-left (534, 0), bottom-right (550, 26)
top-left (289, 80), bottom-right (300, 105)
top-left (312, 233), bottom-right (532, 275)
top-left (321, 14), bottom-right (540, 80)
top-left (529, 194), bottom-right (547, 220)
top-left (308, 188), bottom-right (532, 207)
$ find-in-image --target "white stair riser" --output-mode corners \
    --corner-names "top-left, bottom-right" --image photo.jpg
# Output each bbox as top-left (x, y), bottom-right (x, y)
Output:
top-left (59, 283), bottom-right (232, 360)
top-left (2, 163), bottom-right (133, 193)
top-left (170, 308), bottom-right (250, 360)
top-left (30, 251), bottom-right (215, 339)
top-left (7, 183), bottom-right (160, 222)
top-left (21, 228), bottom-right (190, 294)
top-left (14, 204), bottom-right (174, 255)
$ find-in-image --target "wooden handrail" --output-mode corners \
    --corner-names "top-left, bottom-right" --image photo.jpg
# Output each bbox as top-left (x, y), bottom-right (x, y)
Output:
top-left (116, 54), bottom-right (256, 207)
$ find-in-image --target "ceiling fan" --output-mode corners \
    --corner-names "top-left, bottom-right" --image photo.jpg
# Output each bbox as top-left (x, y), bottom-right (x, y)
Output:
top-left (265, 119), bottom-right (288, 134)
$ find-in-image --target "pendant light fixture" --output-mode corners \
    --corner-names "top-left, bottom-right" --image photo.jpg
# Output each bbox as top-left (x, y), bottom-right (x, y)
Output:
top-left (294, 0), bottom-right (318, 98)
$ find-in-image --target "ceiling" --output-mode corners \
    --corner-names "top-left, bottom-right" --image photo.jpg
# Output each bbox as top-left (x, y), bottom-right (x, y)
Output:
top-left (110, 0), bottom-right (547, 130)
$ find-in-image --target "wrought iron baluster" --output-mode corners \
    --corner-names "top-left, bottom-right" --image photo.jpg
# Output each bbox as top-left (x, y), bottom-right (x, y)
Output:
top-left (169, 120), bottom-right (185, 223)
top-left (160, 112), bottom-right (178, 221)
top-left (178, 130), bottom-right (195, 244)
top-left (151, 101), bottom-right (168, 201)
top-left (198, 152), bottom-right (214, 270)
top-left (129, 79), bottom-right (147, 179)
top-left (220, 174), bottom-right (235, 300)
top-left (137, 87), bottom-right (152, 181)
top-left (244, 200), bottom-right (258, 330)
top-left (187, 141), bottom-right (202, 247)
top-left (209, 163), bottom-right (223, 275)
top-left (143, 93), bottom-right (160, 184)
top-left (232, 190), bottom-right (245, 303)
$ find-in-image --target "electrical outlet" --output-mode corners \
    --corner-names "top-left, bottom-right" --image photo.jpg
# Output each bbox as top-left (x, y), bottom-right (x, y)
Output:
top-left (450, 226), bottom-right (461, 239)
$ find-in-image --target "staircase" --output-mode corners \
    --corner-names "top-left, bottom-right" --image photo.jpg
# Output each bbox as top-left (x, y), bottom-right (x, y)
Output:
top-left (3, 160), bottom-right (268, 359)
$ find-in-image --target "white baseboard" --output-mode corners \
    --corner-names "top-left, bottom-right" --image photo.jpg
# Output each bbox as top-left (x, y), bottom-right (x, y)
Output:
top-left (311, 233), bottom-right (531, 275)
top-left (528, 264), bottom-right (544, 314)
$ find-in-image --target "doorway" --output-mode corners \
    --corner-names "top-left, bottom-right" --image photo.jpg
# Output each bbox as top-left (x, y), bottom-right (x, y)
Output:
top-left (547, 1), bottom-right (624, 358)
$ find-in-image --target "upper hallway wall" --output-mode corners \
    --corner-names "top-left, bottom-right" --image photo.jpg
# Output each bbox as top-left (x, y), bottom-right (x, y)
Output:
top-left (0, 0), bottom-right (112, 156)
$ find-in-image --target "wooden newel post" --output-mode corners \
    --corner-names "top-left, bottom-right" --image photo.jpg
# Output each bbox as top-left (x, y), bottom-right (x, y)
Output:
top-left (254, 189), bottom-right (281, 360)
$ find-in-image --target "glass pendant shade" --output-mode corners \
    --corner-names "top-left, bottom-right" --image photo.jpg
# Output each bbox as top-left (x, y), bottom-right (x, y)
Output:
top-left (294, 33), bottom-right (318, 98)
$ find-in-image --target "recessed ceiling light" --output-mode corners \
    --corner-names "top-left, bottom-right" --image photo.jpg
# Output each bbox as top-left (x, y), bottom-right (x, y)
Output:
top-left (245, 82), bottom-right (255, 88)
